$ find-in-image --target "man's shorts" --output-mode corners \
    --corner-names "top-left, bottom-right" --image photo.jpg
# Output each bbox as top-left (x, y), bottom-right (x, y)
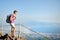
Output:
top-left (10, 23), bottom-right (15, 28)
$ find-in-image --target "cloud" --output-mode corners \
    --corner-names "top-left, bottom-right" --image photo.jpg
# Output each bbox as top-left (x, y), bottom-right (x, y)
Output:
top-left (20, 26), bottom-right (33, 34)
top-left (19, 14), bottom-right (60, 24)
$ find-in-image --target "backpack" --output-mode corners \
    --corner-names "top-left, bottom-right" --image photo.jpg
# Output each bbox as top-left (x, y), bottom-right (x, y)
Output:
top-left (6, 14), bottom-right (11, 23)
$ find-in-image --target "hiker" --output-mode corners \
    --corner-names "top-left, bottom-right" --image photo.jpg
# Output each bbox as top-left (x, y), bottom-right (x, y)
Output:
top-left (6, 10), bottom-right (17, 38)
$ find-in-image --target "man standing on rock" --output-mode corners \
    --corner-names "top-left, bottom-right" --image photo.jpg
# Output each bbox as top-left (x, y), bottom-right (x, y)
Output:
top-left (6, 10), bottom-right (17, 38)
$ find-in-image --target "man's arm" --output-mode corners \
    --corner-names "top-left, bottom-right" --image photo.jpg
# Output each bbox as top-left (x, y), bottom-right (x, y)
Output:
top-left (10, 15), bottom-right (16, 21)
top-left (10, 15), bottom-right (13, 22)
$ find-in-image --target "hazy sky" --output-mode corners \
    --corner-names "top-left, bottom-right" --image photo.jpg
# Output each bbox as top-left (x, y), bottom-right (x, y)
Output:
top-left (0, 0), bottom-right (60, 33)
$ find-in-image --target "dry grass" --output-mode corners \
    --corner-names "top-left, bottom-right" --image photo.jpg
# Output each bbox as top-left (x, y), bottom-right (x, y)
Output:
top-left (17, 37), bottom-right (25, 40)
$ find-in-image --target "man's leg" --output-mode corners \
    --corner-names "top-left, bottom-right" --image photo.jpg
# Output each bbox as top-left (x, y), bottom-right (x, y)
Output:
top-left (10, 23), bottom-right (15, 37)
top-left (11, 27), bottom-right (15, 37)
